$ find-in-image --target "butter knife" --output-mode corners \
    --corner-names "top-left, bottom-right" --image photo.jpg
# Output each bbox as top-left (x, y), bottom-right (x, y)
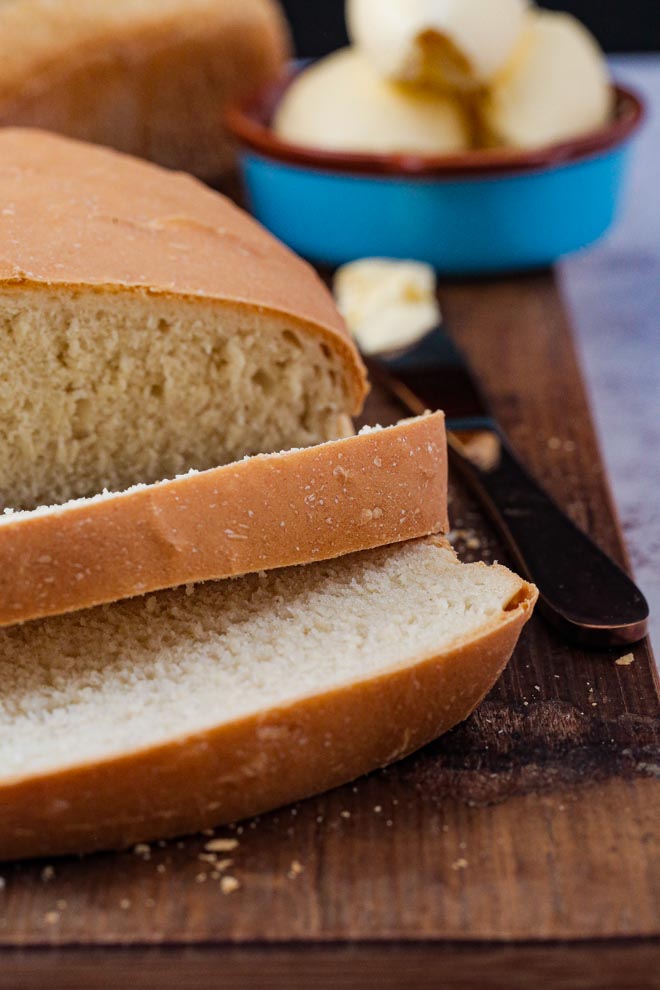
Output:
top-left (365, 326), bottom-right (649, 648)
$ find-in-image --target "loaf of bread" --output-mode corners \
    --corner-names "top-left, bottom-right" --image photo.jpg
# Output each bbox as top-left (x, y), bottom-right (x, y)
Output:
top-left (0, 0), bottom-right (289, 180)
top-left (0, 415), bottom-right (448, 626)
top-left (0, 537), bottom-right (537, 860)
top-left (0, 129), bottom-right (367, 512)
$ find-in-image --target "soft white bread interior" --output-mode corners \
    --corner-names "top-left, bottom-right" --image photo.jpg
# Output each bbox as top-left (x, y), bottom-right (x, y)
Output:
top-left (0, 537), bottom-right (537, 860)
top-left (0, 415), bottom-right (448, 626)
top-left (0, 129), bottom-right (366, 511)
top-left (0, 0), bottom-right (289, 180)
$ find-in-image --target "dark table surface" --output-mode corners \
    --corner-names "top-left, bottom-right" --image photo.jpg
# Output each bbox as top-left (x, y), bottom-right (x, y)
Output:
top-left (560, 55), bottom-right (660, 654)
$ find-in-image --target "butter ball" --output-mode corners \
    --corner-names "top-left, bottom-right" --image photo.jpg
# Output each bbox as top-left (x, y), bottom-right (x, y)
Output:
top-left (479, 11), bottom-right (613, 149)
top-left (273, 48), bottom-right (471, 156)
top-left (346, 0), bottom-right (529, 91)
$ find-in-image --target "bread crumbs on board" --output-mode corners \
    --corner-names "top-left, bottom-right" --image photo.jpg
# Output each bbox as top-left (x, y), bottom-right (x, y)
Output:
top-left (288, 860), bottom-right (304, 879)
top-left (205, 837), bottom-right (239, 853)
top-left (220, 876), bottom-right (240, 894)
top-left (615, 653), bottom-right (635, 666)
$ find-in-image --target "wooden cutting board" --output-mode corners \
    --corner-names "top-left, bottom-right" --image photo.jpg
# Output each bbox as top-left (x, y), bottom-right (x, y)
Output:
top-left (1, 273), bottom-right (658, 989)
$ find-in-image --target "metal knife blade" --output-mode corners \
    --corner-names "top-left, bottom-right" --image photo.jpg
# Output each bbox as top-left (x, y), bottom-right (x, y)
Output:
top-left (369, 324), bottom-right (494, 429)
top-left (365, 324), bottom-right (649, 648)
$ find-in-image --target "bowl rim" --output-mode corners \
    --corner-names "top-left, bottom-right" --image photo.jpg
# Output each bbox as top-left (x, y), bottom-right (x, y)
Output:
top-left (225, 64), bottom-right (645, 180)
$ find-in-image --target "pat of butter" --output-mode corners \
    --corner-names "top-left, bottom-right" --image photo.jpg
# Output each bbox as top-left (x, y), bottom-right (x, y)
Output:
top-left (479, 11), bottom-right (612, 149)
top-left (334, 258), bottom-right (439, 355)
top-left (347, 0), bottom-right (529, 91)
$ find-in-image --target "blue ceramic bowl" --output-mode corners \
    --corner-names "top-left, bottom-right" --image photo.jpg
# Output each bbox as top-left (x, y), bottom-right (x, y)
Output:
top-left (226, 68), bottom-right (644, 275)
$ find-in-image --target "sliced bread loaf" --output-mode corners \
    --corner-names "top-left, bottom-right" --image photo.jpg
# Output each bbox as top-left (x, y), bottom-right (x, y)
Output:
top-left (0, 537), bottom-right (536, 860)
top-left (0, 415), bottom-right (448, 626)
top-left (0, 129), bottom-right (366, 511)
top-left (0, 0), bottom-right (289, 180)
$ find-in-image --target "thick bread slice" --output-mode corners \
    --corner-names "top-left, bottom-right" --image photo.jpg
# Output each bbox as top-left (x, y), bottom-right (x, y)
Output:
top-left (0, 129), bottom-right (367, 511)
top-left (0, 0), bottom-right (289, 180)
top-left (0, 415), bottom-right (448, 626)
top-left (0, 538), bottom-right (537, 860)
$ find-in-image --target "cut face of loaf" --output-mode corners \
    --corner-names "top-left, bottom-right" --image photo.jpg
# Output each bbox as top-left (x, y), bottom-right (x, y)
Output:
top-left (0, 129), bottom-right (366, 510)
top-left (0, 538), bottom-right (537, 860)
top-left (0, 288), bottom-right (356, 509)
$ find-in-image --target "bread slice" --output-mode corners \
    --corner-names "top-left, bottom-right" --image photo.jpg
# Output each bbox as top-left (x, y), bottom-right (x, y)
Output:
top-left (0, 537), bottom-right (537, 860)
top-left (0, 129), bottom-right (366, 511)
top-left (0, 0), bottom-right (289, 180)
top-left (0, 415), bottom-right (448, 627)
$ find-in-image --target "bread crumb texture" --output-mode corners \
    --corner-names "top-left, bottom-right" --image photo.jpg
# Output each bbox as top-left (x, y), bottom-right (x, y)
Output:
top-left (0, 540), bottom-right (524, 780)
top-left (0, 126), bottom-right (364, 509)
top-left (0, 290), bottom-right (350, 510)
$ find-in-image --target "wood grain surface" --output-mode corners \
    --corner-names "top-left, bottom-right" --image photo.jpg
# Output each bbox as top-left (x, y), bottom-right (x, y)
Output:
top-left (1, 943), bottom-right (660, 990)
top-left (561, 55), bottom-right (660, 651)
top-left (0, 273), bottom-right (658, 985)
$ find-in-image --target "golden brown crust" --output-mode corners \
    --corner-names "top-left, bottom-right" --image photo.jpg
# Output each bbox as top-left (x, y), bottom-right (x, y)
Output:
top-left (0, 575), bottom-right (536, 860)
top-left (0, 0), bottom-right (291, 180)
top-left (0, 128), bottom-right (367, 412)
top-left (0, 415), bottom-right (448, 626)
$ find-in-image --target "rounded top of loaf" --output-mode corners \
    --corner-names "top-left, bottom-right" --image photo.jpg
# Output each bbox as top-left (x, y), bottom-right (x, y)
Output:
top-left (0, 0), bottom-right (288, 98)
top-left (0, 127), bottom-right (367, 410)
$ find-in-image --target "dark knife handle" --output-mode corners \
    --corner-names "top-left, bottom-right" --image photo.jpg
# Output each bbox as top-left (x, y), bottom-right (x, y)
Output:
top-left (449, 431), bottom-right (649, 647)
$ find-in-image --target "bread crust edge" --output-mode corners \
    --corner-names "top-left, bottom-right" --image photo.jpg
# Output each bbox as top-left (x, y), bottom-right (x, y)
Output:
top-left (0, 575), bottom-right (537, 860)
top-left (0, 415), bottom-right (447, 626)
